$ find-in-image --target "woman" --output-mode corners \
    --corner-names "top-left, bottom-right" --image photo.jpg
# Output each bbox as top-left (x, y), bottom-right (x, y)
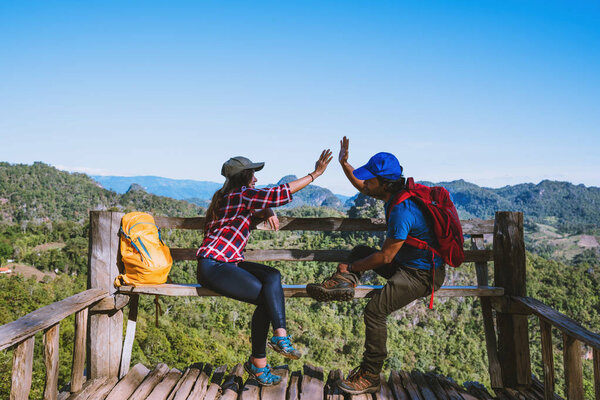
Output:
top-left (196, 150), bottom-right (332, 386)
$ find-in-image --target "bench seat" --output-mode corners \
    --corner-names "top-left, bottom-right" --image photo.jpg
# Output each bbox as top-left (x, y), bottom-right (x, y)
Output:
top-left (118, 284), bottom-right (504, 298)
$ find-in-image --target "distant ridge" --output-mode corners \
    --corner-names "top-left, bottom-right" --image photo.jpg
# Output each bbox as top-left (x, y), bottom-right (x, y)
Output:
top-left (92, 174), bottom-right (351, 210)
top-left (275, 175), bottom-right (345, 209)
top-left (92, 175), bottom-right (221, 200)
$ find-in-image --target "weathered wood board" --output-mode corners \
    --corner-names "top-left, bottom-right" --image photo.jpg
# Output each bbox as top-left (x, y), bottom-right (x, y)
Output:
top-left (0, 289), bottom-right (106, 351)
top-left (154, 216), bottom-right (494, 235)
top-left (105, 363), bottom-right (150, 400)
top-left (119, 283), bottom-right (504, 298)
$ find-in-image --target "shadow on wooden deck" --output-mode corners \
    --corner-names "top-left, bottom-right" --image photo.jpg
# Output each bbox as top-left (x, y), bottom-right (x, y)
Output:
top-left (58, 362), bottom-right (561, 400)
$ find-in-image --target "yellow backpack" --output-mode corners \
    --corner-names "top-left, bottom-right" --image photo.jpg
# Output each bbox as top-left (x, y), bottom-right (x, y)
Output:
top-left (114, 212), bottom-right (173, 287)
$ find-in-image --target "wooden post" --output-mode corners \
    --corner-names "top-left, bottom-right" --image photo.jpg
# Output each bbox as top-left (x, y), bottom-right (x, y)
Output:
top-left (43, 324), bottom-right (60, 400)
top-left (472, 236), bottom-right (503, 389)
top-left (71, 308), bottom-right (88, 392)
top-left (540, 320), bottom-right (555, 400)
top-left (10, 336), bottom-right (35, 400)
top-left (493, 211), bottom-right (531, 388)
top-left (88, 211), bottom-right (124, 379)
top-left (563, 334), bottom-right (584, 400)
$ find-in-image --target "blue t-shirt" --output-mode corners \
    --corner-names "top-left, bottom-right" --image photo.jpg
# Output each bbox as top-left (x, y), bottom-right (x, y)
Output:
top-left (385, 197), bottom-right (444, 270)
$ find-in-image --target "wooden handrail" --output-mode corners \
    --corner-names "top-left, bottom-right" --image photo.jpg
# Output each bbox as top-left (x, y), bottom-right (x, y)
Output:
top-left (513, 296), bottom-right (600, 350)
top-left (4, 289), bottom-right (108, 399)
top-left (0, 288), bottom-right (108, 351)
top-left (153, 215), bottom-right (495, 235)
top-left (514, 295), bottom-right (600, 399)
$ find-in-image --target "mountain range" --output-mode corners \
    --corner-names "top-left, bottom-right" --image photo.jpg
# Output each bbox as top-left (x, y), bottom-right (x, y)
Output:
top-left (1, 162), bottom-right (599, 234)
top-left (91, 173), bottom-right (600, 233)
top-left (92, 174), bottom-right (352, 209)
top-left (91, 175), bottom-right (223, 201)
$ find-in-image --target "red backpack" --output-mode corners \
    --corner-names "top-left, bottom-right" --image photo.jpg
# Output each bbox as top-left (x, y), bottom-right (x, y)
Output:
top-left (386, 178), bottom-right (465, 308)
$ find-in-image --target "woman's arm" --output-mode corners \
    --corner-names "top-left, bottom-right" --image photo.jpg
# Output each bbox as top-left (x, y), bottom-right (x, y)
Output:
top-left (252, 208), bottom-right (280, 230)
top-left (241, 149), bottom-right (332, 210)
top-left (287, 149), bottom-right (333, 194)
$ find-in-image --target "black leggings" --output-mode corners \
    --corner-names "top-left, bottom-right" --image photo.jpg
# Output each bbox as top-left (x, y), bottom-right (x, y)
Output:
top-left (197, 257), bottom-right (286, 358)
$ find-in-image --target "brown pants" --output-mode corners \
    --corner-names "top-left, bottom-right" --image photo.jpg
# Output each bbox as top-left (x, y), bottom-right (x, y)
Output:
top-left (347, 245), bottom-right (446, 374)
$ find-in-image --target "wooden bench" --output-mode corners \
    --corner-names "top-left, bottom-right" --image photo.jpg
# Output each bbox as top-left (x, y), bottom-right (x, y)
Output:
top-left (81, 211), bottom-right (510, 382)
top-left (116, 214), bottom-right (503, 299)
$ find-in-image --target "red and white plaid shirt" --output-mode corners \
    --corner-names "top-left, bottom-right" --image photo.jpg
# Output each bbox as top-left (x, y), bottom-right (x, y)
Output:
top-left (197, 184), bottom-right (293, 263)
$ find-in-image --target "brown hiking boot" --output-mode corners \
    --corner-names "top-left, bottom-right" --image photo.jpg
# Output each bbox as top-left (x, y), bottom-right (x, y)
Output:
top-left (337, 366), bottom-right (381, 394)
top-left (306, 272), bottom-right (356, 301)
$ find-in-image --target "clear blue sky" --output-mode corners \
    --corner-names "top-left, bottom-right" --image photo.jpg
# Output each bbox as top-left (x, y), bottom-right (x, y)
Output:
top-left (1, 0), bottom-right (599, 195)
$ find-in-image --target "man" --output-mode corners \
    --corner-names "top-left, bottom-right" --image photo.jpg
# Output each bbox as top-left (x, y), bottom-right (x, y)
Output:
top-left (306, 137), bottom-right (446, 395)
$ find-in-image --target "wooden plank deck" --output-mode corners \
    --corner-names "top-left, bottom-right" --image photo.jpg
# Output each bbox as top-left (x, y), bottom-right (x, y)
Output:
top-left (59, 362), bottom-right (560, 400)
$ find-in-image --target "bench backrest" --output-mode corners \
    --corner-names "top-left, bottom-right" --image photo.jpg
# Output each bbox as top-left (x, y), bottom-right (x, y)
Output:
top-left (157, 215), bottom-right (494, 264)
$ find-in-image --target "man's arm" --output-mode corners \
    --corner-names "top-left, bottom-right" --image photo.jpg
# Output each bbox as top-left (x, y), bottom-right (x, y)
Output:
top-left (338, 237), bottom-right (405, 273)
top-left (339, 136), bottom-right (366, 192)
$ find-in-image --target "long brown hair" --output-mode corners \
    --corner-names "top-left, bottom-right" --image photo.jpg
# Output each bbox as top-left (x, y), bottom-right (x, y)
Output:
top-left (205, 169), bottom-right (255, 232)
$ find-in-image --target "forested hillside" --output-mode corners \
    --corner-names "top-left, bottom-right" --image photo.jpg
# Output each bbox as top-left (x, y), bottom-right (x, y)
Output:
top-left (0, 162), bottom-right (204, 269)
top-left (431, 180), bottom-right (600, 234)
top-left (0, 162), bottom-right (202, 224)
top-left (1, 161), bottom-right (599, 398)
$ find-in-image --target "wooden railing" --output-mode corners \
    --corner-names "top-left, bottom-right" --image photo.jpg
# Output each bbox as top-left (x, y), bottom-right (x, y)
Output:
top-left (511, 296), bottom-right (600, 399)
top-left (0, 288), bottom-right (109, 400)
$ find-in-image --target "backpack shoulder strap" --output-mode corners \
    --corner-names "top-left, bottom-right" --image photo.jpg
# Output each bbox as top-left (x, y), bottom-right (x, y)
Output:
top-left (386, 180), bottom-right (416, 219)
top-left (385, 191), bottom-right (411, 222)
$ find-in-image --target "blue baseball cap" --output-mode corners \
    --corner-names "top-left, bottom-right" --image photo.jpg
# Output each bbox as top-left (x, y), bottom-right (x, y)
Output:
top-left (353, 152), bottom-right (403, 181)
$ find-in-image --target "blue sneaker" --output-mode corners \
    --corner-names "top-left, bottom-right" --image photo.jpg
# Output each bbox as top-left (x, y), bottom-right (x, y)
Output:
top-left (243, 361), bottom-right (282, 386)
top-left (268, 335), bottom-right (302, 360)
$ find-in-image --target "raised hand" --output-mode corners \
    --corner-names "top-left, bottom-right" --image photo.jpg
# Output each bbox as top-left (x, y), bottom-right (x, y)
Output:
top-left (287, 149), bottom-right (333, 194)
top-left (339, 136), bottom-right (349, 164)
top-left (338, 136), bottom-right (365, 192)
top-left (314, 149), bottom-right (333, 177)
